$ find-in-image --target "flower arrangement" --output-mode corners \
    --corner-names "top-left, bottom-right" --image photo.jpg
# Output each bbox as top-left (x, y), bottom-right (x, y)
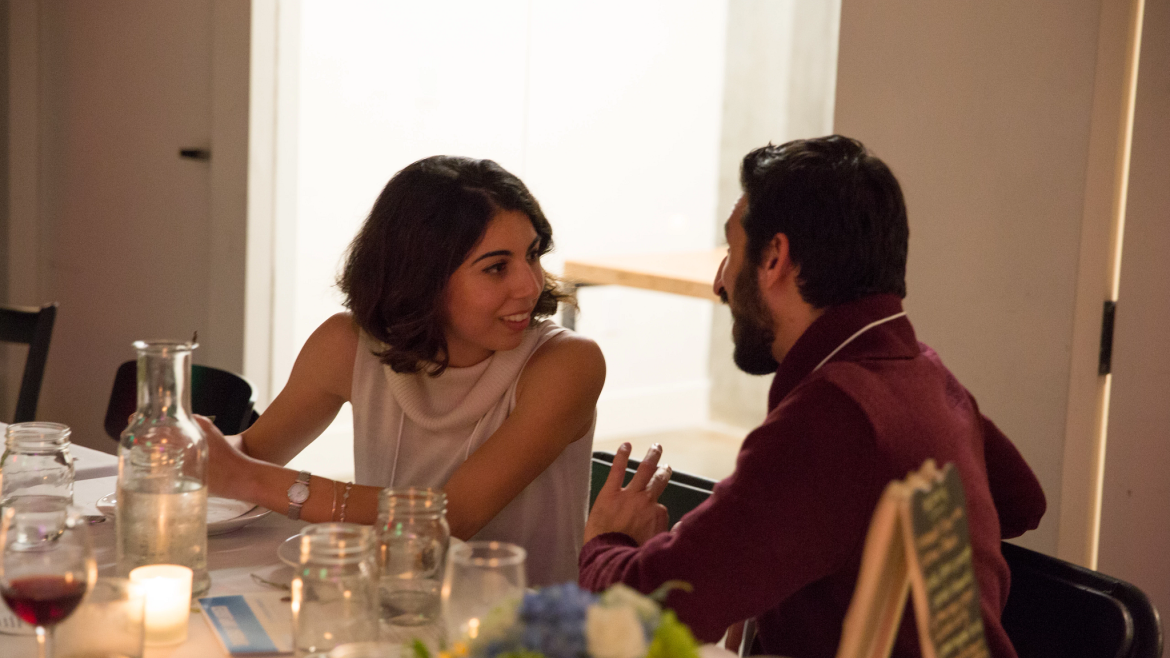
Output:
top-left (416, 582), bottom-right (700, 658)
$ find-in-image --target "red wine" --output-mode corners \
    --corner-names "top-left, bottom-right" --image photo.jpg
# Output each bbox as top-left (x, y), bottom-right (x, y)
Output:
top-left (1, 575), bottom-right (87, 627)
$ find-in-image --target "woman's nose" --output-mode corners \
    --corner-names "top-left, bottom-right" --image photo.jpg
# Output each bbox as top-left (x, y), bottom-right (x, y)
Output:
top-left (517, 263), bottom-right (543, 298)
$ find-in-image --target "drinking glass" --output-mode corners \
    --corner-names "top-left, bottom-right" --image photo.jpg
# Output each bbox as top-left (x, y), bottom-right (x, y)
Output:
top-left (291, 523), bottom-right (379, 657)
top-left (440, 541), bottom-right (526, 643)
top-left (0, 502), bottom-right (97, 658)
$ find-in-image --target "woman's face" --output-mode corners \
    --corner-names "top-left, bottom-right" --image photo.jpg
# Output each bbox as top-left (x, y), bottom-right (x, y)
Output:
top-left (442, 208), bottom-right (544, 367)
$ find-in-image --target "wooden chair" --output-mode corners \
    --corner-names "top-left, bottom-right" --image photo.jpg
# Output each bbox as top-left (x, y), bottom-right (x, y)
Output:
top-left (103, 360), bottom-right (259, 441)
top-left (1001, 541), bottom-right (1163, 658)
top-left (589, 450), bottom-right (717, 529)
top-left (0, 302), bottom-right (58, 423)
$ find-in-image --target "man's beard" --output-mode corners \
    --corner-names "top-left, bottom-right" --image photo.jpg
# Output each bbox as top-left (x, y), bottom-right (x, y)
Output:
top-left (729, 263), bottom-right (779, 375)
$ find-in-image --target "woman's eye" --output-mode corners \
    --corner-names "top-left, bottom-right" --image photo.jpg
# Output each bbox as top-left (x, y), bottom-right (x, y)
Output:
top-left (484, 262), bottom-right (506, 274)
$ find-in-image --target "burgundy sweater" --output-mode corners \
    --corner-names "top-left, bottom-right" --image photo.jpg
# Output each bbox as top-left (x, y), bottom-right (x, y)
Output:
top-left (579, 294), bottom-right (1046, 658)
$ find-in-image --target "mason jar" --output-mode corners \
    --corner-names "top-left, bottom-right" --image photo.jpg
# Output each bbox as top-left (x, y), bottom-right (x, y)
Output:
top-left (291, 523), bottom-right (379, 657)
top-left (374, 487), bottom-right (450, 628)
top-left (0, 422), bottom-right (74, 544)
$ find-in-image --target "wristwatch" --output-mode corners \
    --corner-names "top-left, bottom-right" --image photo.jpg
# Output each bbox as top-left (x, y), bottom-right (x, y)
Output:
top-left (286, 470), bottom-right (311, 520)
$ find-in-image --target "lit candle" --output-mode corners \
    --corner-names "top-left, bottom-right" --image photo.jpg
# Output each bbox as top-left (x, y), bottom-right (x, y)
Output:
top-left (129, 565), bottom-right (193, 645)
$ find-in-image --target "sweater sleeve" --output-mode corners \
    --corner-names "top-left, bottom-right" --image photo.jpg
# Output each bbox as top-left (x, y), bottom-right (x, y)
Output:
top-left (979, 412), bottom-right (1046, 538)
top-left (578, 379), bottom-right (885, 643)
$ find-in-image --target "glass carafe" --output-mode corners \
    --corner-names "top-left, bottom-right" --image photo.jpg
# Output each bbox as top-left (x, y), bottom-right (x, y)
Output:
top-left (115, 340), bottom-right (209, 597)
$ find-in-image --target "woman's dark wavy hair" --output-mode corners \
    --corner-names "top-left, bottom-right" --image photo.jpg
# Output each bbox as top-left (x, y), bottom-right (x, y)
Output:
top-left (338, 155), bottom-right (572, 375)
top-left (740, 135), bottom-right (909, 308)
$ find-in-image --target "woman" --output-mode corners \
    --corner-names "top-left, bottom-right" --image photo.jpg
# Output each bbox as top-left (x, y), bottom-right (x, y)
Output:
top-left (203, 155), bottom-right (605, 585)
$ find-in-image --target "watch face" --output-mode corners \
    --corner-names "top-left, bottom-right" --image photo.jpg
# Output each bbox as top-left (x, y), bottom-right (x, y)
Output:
top-left (288, 482), bottom-right (310, 505)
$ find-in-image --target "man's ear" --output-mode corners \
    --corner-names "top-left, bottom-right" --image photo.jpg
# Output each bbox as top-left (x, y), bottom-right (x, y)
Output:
top-left (759, 233), bottom-right (793, 288)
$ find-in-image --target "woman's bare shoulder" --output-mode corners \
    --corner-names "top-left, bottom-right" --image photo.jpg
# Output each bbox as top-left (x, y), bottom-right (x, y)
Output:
top-left (518, 327), bottom-right (605, 395)
top-left (289, 313), bottom-right (361, 399)
top-left (307, 312), bottom-right (360, 356)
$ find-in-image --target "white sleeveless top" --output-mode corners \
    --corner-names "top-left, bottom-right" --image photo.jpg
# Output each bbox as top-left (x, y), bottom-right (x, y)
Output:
top-left (351, 319), bottom-right (595, 586)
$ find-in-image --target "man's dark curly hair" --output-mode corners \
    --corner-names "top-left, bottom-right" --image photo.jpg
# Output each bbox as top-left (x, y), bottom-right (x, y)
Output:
top-left (740, 135), bottom-right (909, 307)
top-left (338, 155), bottom-right (571, 375)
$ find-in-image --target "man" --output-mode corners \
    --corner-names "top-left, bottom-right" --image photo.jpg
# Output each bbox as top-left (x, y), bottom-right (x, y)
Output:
top-left (580, 136), bottom-right (1046, 658)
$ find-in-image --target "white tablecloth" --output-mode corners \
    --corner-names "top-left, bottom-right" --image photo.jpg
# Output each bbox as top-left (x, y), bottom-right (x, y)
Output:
top-left (70, 443), bottom-right (120, 480)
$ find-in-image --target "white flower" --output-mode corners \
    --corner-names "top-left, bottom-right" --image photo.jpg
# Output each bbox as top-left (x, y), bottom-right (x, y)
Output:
top-left (586, 605), bottom-right (648, 658)
top-left (598, 583), bottom-right (660, 623)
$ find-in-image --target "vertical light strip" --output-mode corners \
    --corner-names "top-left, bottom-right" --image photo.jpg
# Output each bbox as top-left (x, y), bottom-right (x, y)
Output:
top-left (244, 0), bottom-right (278, 406)
top-left (1085, 0), bottom-right (1145, 570)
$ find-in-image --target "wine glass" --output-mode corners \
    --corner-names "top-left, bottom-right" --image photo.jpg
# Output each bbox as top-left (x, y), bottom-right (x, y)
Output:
top-left (441, 541), bottom-right (526, 643)
top-left (0, 501), bottom-right (96, 658)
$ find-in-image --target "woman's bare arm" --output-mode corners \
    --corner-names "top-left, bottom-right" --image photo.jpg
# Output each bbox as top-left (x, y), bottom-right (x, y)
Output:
top-left (206, 312), bottom-right (365, 519)
top-left (238, 313), bottom-right (357, 464)
top-left (206, 321), bottom-right (604, 533)
top-left (442, 331), bottom-right (605, 539)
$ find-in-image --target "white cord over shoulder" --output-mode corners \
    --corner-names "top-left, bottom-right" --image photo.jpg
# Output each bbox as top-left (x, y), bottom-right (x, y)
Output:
top-left (812, 312), bottom-right (907, 373)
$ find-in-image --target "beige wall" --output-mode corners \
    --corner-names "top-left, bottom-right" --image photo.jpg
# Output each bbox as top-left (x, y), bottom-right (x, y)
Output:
top-left (5, 0), bottom-right (250, 449)
top-left (1099, 0), bottom-right (1170, 617)
top-left (835, 0), bottom-right (1118, 554)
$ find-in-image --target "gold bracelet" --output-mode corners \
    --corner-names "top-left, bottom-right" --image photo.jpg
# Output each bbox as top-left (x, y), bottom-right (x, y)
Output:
top-left (329, 480), bottom-right (339, 522)
top-left (339, 482), bottom-right (354, 523)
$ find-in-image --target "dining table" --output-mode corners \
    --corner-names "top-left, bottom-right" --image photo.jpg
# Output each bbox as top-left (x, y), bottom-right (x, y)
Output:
top-left (0, 473), bottom-right (307, 657)
top-left (0, 451), bottom-right (740, 657)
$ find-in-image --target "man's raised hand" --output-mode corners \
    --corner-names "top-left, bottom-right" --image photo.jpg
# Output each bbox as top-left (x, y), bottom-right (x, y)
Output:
top-left (584, 442), bottom-right (673, 545)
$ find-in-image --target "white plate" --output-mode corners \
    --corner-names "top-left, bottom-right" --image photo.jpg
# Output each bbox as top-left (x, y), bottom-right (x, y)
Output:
top-left (96, 492), bottom-right (271, 536)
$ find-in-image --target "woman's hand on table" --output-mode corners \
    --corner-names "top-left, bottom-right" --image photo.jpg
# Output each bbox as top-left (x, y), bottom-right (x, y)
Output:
top-left (196, 414), bottom-right (254, 501)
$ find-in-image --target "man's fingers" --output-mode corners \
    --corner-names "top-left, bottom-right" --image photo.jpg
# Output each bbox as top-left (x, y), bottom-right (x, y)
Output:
top-left (645, 464), bottom-right (672, 500)
top-left (626, 444), bottom-right (663, 491)
top-left (603, 443), bottom-right (633, 492)
top-left (654, 503), bottom-right (670, 534)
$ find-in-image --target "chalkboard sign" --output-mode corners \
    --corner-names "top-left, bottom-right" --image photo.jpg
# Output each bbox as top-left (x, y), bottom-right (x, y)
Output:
top-left (907, 464), bottom-right (989, 658)
top-left (836, 460), bottom-right (989, 658)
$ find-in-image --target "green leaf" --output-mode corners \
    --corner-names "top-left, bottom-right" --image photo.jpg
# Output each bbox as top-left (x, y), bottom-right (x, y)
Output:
top-left (411, 639), bottom-right (432, 658)
top-left (646, 610), bottom-right (700, 658)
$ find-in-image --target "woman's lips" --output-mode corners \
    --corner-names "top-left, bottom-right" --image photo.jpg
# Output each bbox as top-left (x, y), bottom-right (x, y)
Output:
top-left (501, 312), bottom-right (532, 331)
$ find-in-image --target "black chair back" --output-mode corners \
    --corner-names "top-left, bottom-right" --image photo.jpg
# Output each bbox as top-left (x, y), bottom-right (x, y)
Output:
top-left (104, 360), bottom-right (258, 441)
top-left (589, 450), bottom-right (717, 528)
top-left (1002, 541), bottom-right (1163, 658)
top-left (0, 303), bottom-right (58, 423)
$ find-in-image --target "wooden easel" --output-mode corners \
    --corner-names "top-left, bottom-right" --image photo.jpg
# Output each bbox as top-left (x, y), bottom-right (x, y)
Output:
top-left (836, 460), bottom-right (990, 658)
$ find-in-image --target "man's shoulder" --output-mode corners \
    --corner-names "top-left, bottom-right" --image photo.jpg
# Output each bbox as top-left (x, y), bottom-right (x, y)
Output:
top-left (754, 375), bottom-right (877, 453)
top-left (810, 338), bottom-right (962, 405)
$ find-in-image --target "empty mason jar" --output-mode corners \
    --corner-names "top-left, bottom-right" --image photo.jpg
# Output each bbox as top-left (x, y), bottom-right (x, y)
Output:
top-left (374, 488), bottom-right (449, 628)
top-left (0, 422), bottom-right (73, 544)
top-left (291, 523), bottom-right (379, 658)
